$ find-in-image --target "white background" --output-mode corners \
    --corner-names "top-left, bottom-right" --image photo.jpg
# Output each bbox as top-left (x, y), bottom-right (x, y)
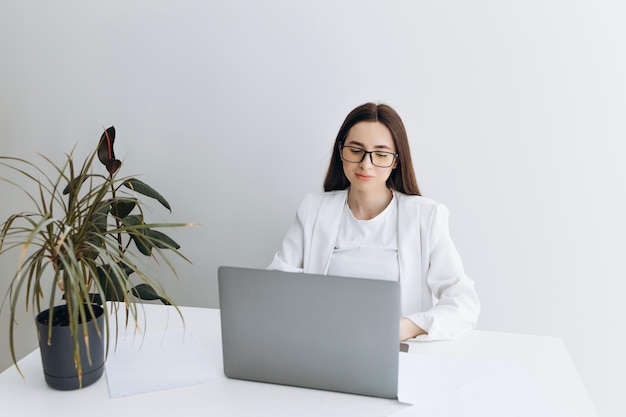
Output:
top-left (1, 1), bottom-right (624, 415)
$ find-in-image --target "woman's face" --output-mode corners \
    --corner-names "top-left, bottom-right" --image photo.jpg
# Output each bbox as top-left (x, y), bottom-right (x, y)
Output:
top-left (341, 121), bottom-right (397, 193)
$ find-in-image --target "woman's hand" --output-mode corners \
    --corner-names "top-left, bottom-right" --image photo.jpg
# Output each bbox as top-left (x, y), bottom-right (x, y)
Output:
top-left (400, 317), bottom-right (427, 341)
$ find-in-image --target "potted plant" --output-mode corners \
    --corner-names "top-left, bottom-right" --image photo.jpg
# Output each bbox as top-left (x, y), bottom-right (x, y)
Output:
top-left (0, 126), bottom-right (192, 390)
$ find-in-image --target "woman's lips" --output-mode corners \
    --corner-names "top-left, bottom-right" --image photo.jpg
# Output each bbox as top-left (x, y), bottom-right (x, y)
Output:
top-left (355, 173), bottom-right (374, 181)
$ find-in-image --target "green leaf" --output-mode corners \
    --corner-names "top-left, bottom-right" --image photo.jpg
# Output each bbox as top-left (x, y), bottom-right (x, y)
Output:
top-left (146, 229), bottom-right (181, 249)
top-left (97, 264), bottom-right (128, 302)
top-left (123, 215), bottom-right (153, 255)
top-left (62, 174), bottom-right (100, 195)
top-left (62, 176), bottom-right (86, 195)
top-left (91, 203), bottom-right (110, 234)
top-left (123, 178), bottom-right (171, 211)
top-left (130, 283), bottom-right (159, 300)
top-left (123, 214), bottom-right (143, 226)
top-left (130, 234), bottom-right (152, 256)
top-left (80, 203), bottom-right (109, 259)
top-left (131, 284), bottom-right (171, 305)
top-left (110, 198), bottom-right (136, 219)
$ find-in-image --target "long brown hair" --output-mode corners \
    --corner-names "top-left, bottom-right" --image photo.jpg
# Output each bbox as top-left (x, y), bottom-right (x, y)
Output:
top-left (323, 103), bottom-right (421, 195)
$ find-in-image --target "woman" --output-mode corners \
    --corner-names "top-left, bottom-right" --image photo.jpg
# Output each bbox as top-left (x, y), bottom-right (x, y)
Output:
top-left (269, 103), bottom-right (480, 341)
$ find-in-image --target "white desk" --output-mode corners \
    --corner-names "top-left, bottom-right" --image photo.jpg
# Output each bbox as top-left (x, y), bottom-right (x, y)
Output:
top-left (0, 305), bottom-right (597, 417)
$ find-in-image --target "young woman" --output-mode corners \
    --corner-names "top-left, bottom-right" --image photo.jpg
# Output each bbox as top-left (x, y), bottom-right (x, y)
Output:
top-left (269, 103), bottom-right (480, 341)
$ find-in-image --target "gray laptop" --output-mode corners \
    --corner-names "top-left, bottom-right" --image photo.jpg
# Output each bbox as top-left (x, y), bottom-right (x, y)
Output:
top-left (217, 266), bottom-right (401, 399)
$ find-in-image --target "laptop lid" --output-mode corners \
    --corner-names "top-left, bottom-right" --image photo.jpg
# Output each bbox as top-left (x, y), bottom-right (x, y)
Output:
top-left (217, 266), bottom-right (401, 399)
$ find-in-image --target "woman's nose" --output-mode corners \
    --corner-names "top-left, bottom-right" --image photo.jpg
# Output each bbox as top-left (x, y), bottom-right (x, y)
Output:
top-left (359, 153), bottom-right (373, 167)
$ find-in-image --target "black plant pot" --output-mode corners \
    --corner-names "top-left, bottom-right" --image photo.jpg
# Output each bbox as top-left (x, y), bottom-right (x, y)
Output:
top-left (36, 304), bottom-right (105, 390)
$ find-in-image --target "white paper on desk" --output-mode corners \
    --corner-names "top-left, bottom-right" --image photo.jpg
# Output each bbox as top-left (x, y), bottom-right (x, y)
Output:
top-left (393, 353), bottom-right (571, 417)
top-left (105, 328), bottom-right (217, 398)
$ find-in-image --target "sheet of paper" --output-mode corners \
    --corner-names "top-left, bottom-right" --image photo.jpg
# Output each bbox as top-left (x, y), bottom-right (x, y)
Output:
top-left (393, 353), bottom-right (572, 417)
top-left (105, 328), bottom-right (218, 398)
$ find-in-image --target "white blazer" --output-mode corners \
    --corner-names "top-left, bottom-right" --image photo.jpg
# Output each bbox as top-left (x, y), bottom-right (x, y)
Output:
top-left (269, 190), bottom-right (480, 340)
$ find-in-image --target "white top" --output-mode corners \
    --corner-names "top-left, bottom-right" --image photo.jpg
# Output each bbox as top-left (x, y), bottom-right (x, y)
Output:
top-left (327, 197), bottom-right (399, 281)
top-left (269, 190), bottom-right (481, 341)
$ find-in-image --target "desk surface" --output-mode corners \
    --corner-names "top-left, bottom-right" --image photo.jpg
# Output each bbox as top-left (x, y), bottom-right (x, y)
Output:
top-left (0, 305), bottom-right (597, 417)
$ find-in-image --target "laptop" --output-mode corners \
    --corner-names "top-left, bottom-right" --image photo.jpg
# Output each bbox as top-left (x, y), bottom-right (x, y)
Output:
top-left (217, 266), bottom-right (401, 399)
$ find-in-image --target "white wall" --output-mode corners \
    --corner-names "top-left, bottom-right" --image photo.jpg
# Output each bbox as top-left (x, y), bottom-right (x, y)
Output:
top-left (1, 1), bottom-right (624, 415)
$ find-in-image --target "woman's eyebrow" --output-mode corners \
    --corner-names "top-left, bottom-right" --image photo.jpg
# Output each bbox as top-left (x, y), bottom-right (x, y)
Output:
top-left (345, 140), bottom-right (393, 150)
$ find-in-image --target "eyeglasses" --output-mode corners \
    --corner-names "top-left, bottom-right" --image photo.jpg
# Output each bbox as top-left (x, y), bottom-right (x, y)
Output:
top-left (339, 145), bottom-right (398, 168)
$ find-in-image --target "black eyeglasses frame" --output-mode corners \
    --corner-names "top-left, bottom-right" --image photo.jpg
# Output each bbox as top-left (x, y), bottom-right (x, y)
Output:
top-left (339, 144), bottom-right (398, 168)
